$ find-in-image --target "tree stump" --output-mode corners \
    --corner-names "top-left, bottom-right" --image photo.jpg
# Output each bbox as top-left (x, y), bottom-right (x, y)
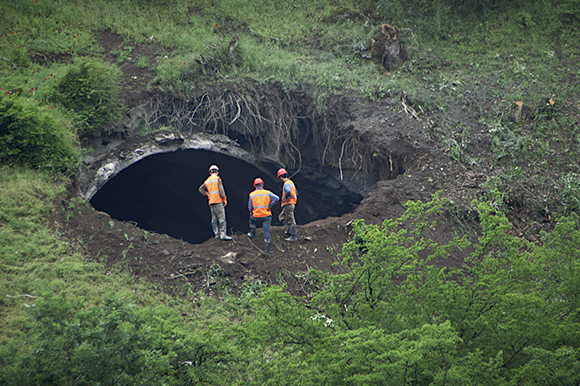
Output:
top-left (370, 24), bottom-right (410, 71)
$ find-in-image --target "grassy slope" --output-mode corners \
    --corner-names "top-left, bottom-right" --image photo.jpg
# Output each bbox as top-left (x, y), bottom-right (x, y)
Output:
top-left (1, 0), bottom-right (579, 368)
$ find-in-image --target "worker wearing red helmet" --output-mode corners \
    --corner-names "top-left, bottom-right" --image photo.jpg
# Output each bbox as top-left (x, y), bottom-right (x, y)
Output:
top-left (276, 168), bottom-right (298, 242)
top-left (248, 177), bottom-right (279, 253)
top-left (198, 164), bottom-right (232, 240)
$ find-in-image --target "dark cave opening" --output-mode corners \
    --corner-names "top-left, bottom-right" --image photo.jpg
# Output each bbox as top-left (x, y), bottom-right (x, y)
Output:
top-left (90, 149), bottom-right (364, 244)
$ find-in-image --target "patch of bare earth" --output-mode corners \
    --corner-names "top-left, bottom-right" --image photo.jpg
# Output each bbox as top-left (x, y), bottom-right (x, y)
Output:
top-left (99, 31), bottom-right (160, 109)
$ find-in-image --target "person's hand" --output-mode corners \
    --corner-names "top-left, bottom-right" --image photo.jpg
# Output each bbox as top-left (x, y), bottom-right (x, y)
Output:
top-left (223, 197), bottom-right (228, 207)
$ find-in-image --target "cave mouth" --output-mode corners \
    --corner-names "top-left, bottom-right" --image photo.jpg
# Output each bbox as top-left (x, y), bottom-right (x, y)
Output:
top-left (90, 149), bottom-right (366, 244)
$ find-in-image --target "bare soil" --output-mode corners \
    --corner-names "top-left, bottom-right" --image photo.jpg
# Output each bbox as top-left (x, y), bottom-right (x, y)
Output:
top-left (55, 164), bottom-right (467, 297)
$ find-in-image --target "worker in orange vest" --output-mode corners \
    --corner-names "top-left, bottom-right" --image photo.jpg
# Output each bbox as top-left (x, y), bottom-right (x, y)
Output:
top-left (277, 168), bottom-right (298, 241)
top-left (247, 177), bottom-right (279, 253)
top-left (198, 164), bottom-right (232, 240)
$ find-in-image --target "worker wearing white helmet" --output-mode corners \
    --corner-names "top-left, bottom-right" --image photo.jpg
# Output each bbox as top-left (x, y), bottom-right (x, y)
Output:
top-left (198, 165), bottom-right (232, 240)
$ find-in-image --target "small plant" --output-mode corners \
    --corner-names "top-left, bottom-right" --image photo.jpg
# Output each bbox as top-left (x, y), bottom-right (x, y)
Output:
top-left (275, 269), bottom-right (293, 284)
top-left (241, 280), bottom-right (263, 302)
top-left (558, 172), bottom-right (580, 214)
top-left (111, 46), bottom-right (134, 63)
top-left (205, 262), bottom-right (223, 288)
top-left (207, 262), bottom-right (222, 277)
top-left (66, 197), bottom-right (88, 220)
top-left (295, 267), bottom-right (325, 289)
top-left (135, 56), bottom-right (149, 68)
top-left (120, 244), bottom-right (134, 260)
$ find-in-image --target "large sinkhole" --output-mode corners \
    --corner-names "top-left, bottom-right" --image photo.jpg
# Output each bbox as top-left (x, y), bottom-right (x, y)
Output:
top-left (90, 149), bottom-right (365, 244)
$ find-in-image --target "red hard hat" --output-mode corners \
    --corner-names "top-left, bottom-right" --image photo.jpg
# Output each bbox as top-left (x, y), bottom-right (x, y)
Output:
top-left (209, 165), bottom-right (219, 173)
top-left (253, 177), bottom-right (264, 187)
top-left (277, 168), bottom-right (288, 179)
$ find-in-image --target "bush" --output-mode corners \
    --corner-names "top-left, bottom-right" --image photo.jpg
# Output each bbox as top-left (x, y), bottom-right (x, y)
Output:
top-left (0, 96), bottom-right (80, 174)
top-left (0, 293), bottom-right (227, 386)
top-left (51, 59), bottom-right (124, 137)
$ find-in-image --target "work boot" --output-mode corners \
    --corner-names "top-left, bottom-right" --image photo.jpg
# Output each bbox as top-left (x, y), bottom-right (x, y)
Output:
top-left (265, 242), bottom-right (272, 254)
top-left (283, 221), bottom-right (290, 235)
top-left (285, 225), bottom-right (297, 242)
top-left (212, 222), bottom-right (219, 238)
top-left (219, 222), bottom-right (232, 241)
top-left (247, 227), bottom-right (256, 238)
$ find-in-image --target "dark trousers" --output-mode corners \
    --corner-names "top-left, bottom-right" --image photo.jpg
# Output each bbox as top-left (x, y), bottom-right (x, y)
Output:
top-left (249, 215), bottom-right (272, 242)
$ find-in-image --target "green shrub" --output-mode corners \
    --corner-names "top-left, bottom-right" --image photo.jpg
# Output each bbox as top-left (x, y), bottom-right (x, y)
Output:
top-left (559, 172), bottom-right (580, 214)
top-left (0, 96), bottom-right (80, 174)
top-left (0, 293), bottom-right (228, 386)
top-left (5, 47), bottom-right (31, 69)
top-left (51, 59), bottom-right (124, 137)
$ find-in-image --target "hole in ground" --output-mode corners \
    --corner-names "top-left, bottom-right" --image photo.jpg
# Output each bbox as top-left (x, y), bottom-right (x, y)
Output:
top-left (90, 149), bottom-right (364, 244)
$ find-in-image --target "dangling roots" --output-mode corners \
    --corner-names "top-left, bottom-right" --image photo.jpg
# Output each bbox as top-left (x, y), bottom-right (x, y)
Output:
top-left (130, 80), bottom-right (401, 179)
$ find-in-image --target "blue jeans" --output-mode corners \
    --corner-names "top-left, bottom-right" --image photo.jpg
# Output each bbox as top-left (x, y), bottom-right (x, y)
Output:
top-left (249, 215), bottom-right (272, 242)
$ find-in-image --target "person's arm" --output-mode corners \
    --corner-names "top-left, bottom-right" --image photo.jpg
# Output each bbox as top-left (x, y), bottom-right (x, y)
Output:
top-left (218, 178), bottom-right (228, 206)
top-left (270, 192), bottom-right (280, 207)
top-left (288, 184), bottom-right (297, 199)
top-left (198, 182), bottom-right (207, 196)
top-left (218, 178), bottom-right (227, 198)
top-left (248, 196), bottom-right (253, 213)
top-left (283, 183), bottom-right (293, 199)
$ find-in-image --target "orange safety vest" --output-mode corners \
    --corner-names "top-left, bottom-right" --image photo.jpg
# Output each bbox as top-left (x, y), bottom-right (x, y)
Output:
top-left (204, 175), bottom-right (223, 204)
top-left (281, 179), bottom-right (297, 206)
top-left (250, 189), bottom-right (273, 218)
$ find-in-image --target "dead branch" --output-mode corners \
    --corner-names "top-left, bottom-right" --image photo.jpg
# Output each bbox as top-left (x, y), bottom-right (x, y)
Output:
top-left (400, 91), bottom-right (421, 120)
top-left (6, 294), bottom-right (36, 298)
top-left (165, 271), bottom-right (199, 280)
top-left (338, 139), bottom-right (347, 180)
top-left (0, 56), bottom-right (18, 69)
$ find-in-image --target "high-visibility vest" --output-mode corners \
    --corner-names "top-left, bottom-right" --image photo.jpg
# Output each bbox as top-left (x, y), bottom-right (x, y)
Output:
top-left (282, 179), bottom-right (297, 206)
top-left (250, 189), bottom-right (273, 218)
top-left (204, 175), bottom-right (223, 204)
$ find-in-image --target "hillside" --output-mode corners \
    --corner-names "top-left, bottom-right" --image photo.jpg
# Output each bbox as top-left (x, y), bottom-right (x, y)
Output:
top-left (47, 2), bottom-right (580, 294)
top-left (2, 0), bottom-right (580, 384)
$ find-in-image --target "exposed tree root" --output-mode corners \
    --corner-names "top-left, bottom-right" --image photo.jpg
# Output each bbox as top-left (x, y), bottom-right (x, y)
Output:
top-left (128, 80), bottom-right (403, 181)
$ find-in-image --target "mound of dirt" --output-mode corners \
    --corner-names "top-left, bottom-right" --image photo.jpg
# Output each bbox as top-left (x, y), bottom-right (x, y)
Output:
top-left (54, 191), bottom-right (352, 296)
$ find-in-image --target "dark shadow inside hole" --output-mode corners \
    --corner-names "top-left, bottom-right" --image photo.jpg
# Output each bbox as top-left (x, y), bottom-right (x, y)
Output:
top-left (90, 149), bottom-right (363, 244)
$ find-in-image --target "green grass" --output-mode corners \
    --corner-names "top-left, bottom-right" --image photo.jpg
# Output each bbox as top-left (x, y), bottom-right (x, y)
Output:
top-left (2, 0), bottom-right (578, 108)
top-left (0, 167), bottom-right (217, 345)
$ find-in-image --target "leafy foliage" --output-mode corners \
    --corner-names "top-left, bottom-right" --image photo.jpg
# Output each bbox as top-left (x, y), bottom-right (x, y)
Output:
top-left (0, 293), bottom-right (229, 386)
top-left (232, 195), bottom-right (580, 385)
top-left (50, 59), bottom-right (124, 137)
top-left (0, 96), bottom-right (79, 174)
